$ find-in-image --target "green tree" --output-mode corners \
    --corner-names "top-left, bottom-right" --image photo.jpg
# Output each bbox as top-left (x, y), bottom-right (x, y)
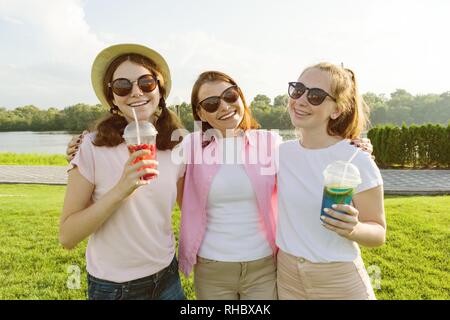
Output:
top-left (273, 94), bottom-right (288, 109)
top-left (61, 103), bottom-right (107, 131)
top-left (251, 94), bottom-right (272, 111)
top-left (169, 102), bottom-right (193, 132)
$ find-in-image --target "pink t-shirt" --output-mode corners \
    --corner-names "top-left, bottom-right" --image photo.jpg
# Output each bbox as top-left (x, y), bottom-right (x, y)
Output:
top-left (70, 132), bottom-right (184, 282)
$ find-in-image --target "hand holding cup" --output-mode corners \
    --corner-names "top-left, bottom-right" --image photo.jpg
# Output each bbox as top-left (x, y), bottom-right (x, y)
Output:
top-left (321, 204), bottom-right (360, 238)
top-left (114, 149), bottom-right (159, 199)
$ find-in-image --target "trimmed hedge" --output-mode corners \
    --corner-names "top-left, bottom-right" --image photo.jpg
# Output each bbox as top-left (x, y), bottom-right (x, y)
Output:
top-left (367, 123), bottom-right (450, 168)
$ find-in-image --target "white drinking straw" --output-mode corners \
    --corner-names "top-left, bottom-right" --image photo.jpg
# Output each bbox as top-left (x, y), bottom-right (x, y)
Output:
top-left (341, 148), bottom-right (360, 186)
top-left (131, 108), bottom-right (141, 145)
top-left (347, 148), bottom-right (360, 163)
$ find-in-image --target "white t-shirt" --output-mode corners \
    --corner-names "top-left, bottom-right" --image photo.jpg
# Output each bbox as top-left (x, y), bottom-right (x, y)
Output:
top-left (276, 139), bottom-right (383, 263)
top-left (70, 133), bottom-right (185, 282)
top-left (198, 136), bottom-right (273, 261)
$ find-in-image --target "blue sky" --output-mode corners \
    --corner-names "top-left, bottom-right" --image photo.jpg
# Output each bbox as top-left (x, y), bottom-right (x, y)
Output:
top-left (1, 0), bottom-right (449, 109)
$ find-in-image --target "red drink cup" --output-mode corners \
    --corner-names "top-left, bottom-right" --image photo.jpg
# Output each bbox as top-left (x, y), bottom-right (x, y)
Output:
top-left (127, 143), bottom-right (157, 180)
top-left (123, 121), bottom-right (158, 181)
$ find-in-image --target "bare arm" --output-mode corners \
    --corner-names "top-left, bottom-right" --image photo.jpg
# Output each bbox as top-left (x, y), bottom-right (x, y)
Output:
top-left (59, 149), bottom-right (159, 250)
top-left (321, 185), bottom-right (386, 248)
top-left (60, 168), bottom-right (124, 249)
top-left (349, 185), bottom-right (386, 247)
top-left (176, 176), bottom-right (185, 209)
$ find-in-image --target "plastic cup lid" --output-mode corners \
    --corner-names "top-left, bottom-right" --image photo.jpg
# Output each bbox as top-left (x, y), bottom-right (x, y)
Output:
top-left (123, 121), bottom-right (158, 138)
top-left (323, 160), bottom-right (362, 187)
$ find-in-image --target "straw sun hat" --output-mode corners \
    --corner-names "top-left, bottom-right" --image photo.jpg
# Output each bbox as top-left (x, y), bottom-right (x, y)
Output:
top-left (91, 43), bottom-right (171, 108)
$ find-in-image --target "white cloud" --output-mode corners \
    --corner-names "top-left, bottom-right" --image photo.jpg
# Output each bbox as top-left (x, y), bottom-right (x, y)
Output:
top-left (159, 31), bottom-right (291, 105)
top-left (0, 0), bottom-right (103, 61)
top-left (0, 0), bottom-right (449, 109)
top-left (0, 0), bottom-right (104, 108)
top-left (1, 15), bottom-right (23, 25)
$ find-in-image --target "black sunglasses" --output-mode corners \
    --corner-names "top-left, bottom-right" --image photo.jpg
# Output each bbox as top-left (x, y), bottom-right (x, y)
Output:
top-left (109, 74), bottom-right (158, 96)
top-left (198, 85), bottom-right (240, 113)
top-left (288, 82), bottom-right (336, 106)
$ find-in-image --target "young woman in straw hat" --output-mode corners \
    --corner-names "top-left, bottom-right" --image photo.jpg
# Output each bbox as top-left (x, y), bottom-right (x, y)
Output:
top-left (59, 43), bottom-right (186, 300)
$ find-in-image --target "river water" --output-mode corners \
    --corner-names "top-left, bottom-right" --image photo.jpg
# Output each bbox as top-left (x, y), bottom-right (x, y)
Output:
top-left (0, 130), bottom-right (299, 154)
top-left (0, 131), bottom-right (76, 154)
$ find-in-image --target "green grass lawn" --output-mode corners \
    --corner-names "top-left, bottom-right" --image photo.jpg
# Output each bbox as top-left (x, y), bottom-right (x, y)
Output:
top-left (0, 184), bottom-right (448, 300)
top-left (0, 153), bottom-right (67, 166)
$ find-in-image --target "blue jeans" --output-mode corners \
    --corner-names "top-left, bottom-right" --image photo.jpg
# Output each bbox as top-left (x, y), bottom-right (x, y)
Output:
top-left (87, 256), bottom-right (185, 300)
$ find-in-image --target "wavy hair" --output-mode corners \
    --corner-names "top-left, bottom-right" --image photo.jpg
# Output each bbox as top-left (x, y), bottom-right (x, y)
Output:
top-left (93, 53), bottom-right (183, 150)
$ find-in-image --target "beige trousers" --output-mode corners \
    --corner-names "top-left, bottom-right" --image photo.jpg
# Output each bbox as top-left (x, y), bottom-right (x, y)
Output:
top-left (194, 255), bottom-right (278, 300)
top-left (277, 250), bottom-right (376, 300)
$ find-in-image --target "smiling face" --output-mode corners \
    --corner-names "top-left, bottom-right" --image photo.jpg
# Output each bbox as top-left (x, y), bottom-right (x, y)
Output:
top-left (111, 60), bottom-right (161, 123)
top-left (196, 80), bottom-right (245, 135)
top-left (288, 67), bottom-right (341, 132)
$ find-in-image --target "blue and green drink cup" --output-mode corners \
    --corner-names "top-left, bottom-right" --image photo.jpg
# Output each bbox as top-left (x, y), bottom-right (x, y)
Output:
top-left (320, 160), bottom-right (361, 220)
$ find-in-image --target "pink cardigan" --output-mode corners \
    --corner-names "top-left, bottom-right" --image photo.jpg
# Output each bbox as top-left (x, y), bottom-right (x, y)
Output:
top-left (178, 130), bottom-right (281, 276)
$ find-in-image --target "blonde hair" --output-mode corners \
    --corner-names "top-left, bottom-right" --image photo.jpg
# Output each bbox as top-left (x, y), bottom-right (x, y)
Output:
top-left (301, 62), bottom-right (369, 139)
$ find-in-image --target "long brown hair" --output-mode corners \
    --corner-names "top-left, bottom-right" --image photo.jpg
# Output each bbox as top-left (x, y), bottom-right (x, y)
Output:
top-left (93, 54), bottom-right (183, 150)
top-left (191, 71), bottom-right (260, 133)
top-left (301, 62), bottom-right (370, 139)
